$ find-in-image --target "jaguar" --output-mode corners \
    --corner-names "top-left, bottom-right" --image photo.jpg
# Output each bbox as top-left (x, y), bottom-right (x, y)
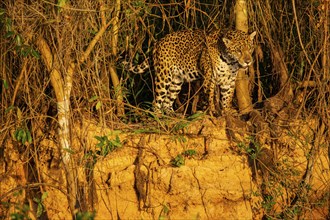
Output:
top-left (127, 28), bottom-right (256, 115)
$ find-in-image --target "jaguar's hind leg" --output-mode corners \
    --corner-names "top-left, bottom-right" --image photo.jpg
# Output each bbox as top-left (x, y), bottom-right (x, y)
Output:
top-left (162, 74), bottom-right (183, 114)
top-left (153, 72), bottom-right (170, 114)
top-left (153, 70), bottom-right (183, 115)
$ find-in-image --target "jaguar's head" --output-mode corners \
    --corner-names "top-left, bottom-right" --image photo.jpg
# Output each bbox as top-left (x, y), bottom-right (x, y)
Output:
top-left (222, 30), bottom-right (256, 68)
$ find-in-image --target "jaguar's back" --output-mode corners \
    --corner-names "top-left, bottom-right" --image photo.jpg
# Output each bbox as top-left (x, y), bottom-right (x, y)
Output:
top-left (153, 30), bottom-right (205, 82)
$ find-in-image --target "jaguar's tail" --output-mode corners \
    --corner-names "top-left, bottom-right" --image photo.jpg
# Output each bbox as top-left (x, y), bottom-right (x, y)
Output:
top-left (122, 58), bottom-right (150, 74)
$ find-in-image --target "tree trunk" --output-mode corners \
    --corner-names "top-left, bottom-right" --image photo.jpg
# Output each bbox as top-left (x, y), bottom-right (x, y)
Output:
top-left (234, 0), bottom-right (253, 114)
top-left (109, 0), bottom-right (125, 116)
top-left (36, 36), bottom-right (76, 216)
top-left (35, 3), bottom-right (112, 215)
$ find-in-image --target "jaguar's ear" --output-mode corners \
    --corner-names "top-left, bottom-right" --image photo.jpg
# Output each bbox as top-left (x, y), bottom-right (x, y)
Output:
top-left (222, 37), bottom-right (232, 47)
top-left (249, 31), bottom-right (257, 40)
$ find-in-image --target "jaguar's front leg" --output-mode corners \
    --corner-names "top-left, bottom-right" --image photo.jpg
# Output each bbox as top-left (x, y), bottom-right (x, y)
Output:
top-left (220, 79), bottom-right (236, 114)
top-left (208, 81), bottom-right (217, 116)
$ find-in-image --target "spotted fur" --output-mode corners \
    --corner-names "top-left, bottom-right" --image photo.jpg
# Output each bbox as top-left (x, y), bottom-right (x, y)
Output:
top-left (128, 29), bottom-right (256, 115)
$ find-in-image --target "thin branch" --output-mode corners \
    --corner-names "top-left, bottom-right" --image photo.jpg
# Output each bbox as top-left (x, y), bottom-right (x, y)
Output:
top-left (292, 0), bottom-right (311, 66)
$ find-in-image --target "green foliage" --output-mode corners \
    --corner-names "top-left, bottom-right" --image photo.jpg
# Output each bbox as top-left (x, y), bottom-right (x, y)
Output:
top-left (10, 204), bottom-right (31, 220)
top-left (6, 190), bottom-right (31, 220)
top-left (5, 190), bottom-right (48, 219)
top-left (158, 203), bottom-right (170, 220)
top-left (56, 0), bottom-right (66, 13)
top-left (237, 137), bottom-right (262, 160)
top-left (170, 112), bottom-right (204, 133)
top-left (0, 8), bottom-right (40, 58)
top-left (16, 44), bottom-right (40, 58)
top-left (5, 105), bottom-right (15, 114)
top-left (84, 134), bottom-right (124, 168)
top-left (94, 135), bottom-right (122, 157)
top-left (125, 0), bottom-right (151, 17)
top-left (14, 127), bottom-right (32, 145)
top-left (61, 147), bottom-right (75, 156)
top-left (0, 8), bottom-right (5, 17)
top-left (84, 150), bottom-right (97, 167)
top-left (186, 112), bottom-right (205, 121)
top-left (88, 95), bottom-right (102, 110)
top-left (33, 192), bottom-right (48, 218)
top-left (2, 79), bottom-right (9, 90)
top-left (170, 149), bottom-right (197, 167)
top-left (182, 149), bottom-right (197, 157)
top-left (261, 195), bottom-right (276, 213)
top-left (170, 154), bottom-right (185, 167)
top-left (171, 135), bottom-right (187, 143)
top-left (133, 128), bottom-right (161, 134)
top-left (171, 121), bottom-right (189, 133)
top-left (88, 95), bottom-right (98, 102)
top-left (76, 211), bottom-right (96, 220)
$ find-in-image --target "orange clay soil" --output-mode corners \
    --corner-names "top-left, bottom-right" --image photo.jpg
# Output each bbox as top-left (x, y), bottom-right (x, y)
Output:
top-left (0, 117), bottom-right (328, 219)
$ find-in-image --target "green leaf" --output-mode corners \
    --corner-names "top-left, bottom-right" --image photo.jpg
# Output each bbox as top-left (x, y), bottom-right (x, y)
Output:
top-left (0, 8), bottom-right (5, 16)
top-left (21, 130), bottom-right (27, 144)
top-left (16, 129), bottom-right (24, 141)
top-left (10, 213), bottom-right (25, 220)
top-left (177, 135), bottom-right (187, 143)
top-left (183, 149), bottom-right (197, 157)
top-left (3, 79), bottom-right (8, 89)
top-left (96, 142), bottom-right (104, 148)
top-left (20, 45), bottom-right (31, 57)
top-left (95, 101), bottom-right (102, 110)
top-left (112, 141), bottom-right (121, 148)
top-left (88, 95), bottom-right (98, 102)
top-left (76, 211), bottom-right (96, 220)
top-left (94, 136), bottom-right (104, 142)
top-left (172, 121), bottom-right (189, 132)
top-left (41, 191), bottom-right (48, 201)
top-left (133, 129), bottom-right (148, 134)
top-left (4, 31), bottom-right (14, 38)
top-left (170, 154), bottom-right (185, 167)
top-left (63, 147), bottom-right (75, 154)
top-left (15, 34), bottom-right (22, 46)
top-left (88, 28), bottom-right (98, 35)
top-left (33, 197), bottom-right (40, 203)
top-left (5, 18), bottom-right (12, 31)
top-left (113, 136), bottom-right (122, 147)
top-left (17, 107), bottom-right (22, 121)
top-left (110, 130), bottom-right (122, 136)
top-left (187, 112), bottom-right (204, 121)
top-left (5, 105), bottom-right (14, 114)
top-left (27, 131), bottom-right (32, 144)
top-left (14, 129), bottom-right (19, 140)
top-left (57, 0), bottom-right (66, 8)
top-left (134, 53), bottom-right (139, 62)
top-left (36, 202), bottom-right (43, 217)
top-left (31, 49), bottom-right (40, 59)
